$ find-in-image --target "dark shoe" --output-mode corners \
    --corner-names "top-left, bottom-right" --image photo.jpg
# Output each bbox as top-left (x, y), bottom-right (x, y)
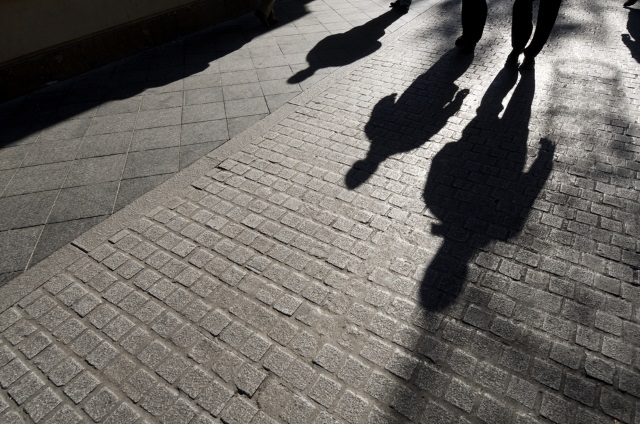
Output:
top-left (455, 36), bottom-right (475, 53)
top-left (520, 55), bottom-right (535, 70)
top-left (255, 10), bottom-right (270, 27)
top-left (624, 0), bottom-right (637, 6)
top-left (505, 49), bottom-right (521, 67)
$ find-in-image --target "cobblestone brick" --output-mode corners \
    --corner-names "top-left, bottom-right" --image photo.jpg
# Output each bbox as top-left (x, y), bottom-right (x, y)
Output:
top-left (46, 404), bottom-right (83, 424)
top-left (444, 378), bottom-right (476, 413)
top-left (24, 387), bottom-right (61, 422)
top-left (7, 372), bottom-right (44, 405)
top-left (477, 394), bottom-right (512, 424)
top-left (540, 392), bottom-right (576, 424)
top-left (599, 387), bottom-right (633, 423)
top-left (83, 388), bottom-right (119, 421)
top-left (48, 358), bottom-right (83, 386)
top-left (564, 372), bottom-right (598, 407)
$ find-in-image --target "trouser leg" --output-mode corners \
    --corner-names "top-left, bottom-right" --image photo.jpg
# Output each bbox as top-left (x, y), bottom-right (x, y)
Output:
top-left (523, 0), bottom-right (561, 57)
top-left (461, 0), bottom-right (488, 44)
top-left (511, 0), bottom-right (534, 52)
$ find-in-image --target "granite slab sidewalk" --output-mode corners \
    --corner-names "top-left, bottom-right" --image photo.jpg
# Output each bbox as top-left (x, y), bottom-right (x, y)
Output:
top-left (0, 0), bottom-right (434, 283)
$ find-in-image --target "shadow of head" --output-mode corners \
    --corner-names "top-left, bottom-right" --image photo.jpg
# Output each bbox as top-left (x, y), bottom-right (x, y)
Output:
top-left (288, 9), bottom-right (405, 84)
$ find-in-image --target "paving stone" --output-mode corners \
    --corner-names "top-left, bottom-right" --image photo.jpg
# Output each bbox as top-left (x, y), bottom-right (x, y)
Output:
top-left (83, 388), bottom-right (119, 421)
top-left (23, 388), bottom-right (61, 422)
top-left (64, 371), bottom-right (100, 403)
top-left (7, 372), bottom-right (44, 405)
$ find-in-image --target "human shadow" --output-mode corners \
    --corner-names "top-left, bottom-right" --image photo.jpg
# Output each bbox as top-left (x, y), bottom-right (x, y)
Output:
top-left (346, 49), bottom-right (474, 189)
top-left (622, 8), bottom-right (640, 63)
top-left (288, 9), bottom-right (405, 84)
top-left (420, 67), bottom-right (555, 311)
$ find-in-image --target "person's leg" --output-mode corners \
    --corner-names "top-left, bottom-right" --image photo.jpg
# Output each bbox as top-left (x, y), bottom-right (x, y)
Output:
top-left (511, 0), bottom-right (534, 52)
top-left (506, 0), bottom-right (533, 64)
top-left (458, 0), bottom-right (488, 49)
top-left (523, 0), bottom-right (561, 58)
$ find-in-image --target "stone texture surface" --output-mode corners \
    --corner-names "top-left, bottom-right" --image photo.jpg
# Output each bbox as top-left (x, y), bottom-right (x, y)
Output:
top-left (0, 0), bottom-right (638, 423)
top-left (0, 0), bottom-right (419, 278)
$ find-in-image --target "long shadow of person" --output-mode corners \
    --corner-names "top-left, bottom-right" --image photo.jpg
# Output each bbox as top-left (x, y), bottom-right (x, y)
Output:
top-left (622, 8), bottom-right (640, 62)
top-left (346, 49), bottom-right (474, 189)
top-left (288, 10), bottom-right (405, 84)
top-left (420, 67), bottom-right (555, 311)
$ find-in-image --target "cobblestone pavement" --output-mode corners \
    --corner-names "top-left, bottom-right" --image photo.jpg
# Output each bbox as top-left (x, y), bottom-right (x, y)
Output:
top-left (0, 0), bottom-right (434, 282)
top-left (0, 0), bottom-right (639, 422)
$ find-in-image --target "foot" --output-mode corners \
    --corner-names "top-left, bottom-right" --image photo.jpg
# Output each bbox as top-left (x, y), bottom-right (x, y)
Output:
top-left (255, 10), bottom-right (269, 27)
top-left (455, 36), bottom-right (475, 53)
top-left (624, 0), bottom-right (637, 6)
top-left (505, 49), bottom-right (521, 67)
top-left (520, 55), bottom-right (535, 70)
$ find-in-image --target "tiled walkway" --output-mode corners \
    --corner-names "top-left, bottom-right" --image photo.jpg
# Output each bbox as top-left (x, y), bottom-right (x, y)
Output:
top-left (0, 0), bottom-right (639, 423)
top-left (0, 0), bottom-right (432, 283)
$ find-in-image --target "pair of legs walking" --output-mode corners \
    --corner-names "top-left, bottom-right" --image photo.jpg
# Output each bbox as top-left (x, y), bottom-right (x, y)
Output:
top-left (458, 0), bottom-right (561, 68)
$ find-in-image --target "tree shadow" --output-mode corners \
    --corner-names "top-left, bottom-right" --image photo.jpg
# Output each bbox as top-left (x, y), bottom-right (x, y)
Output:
top-left (345, 49), bottom-right (474, 189)
top-left (288, 9), bottom-right (406, 84)
top-left (420, 67), bottom-right (555, 311)
top-left (622, 8), bottom-right (640, 62)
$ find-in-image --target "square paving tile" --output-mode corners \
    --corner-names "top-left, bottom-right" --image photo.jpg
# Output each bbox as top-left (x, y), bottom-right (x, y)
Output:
top-left (86, 113), bottom-right (137, 136)
top-left (184, 74), bottom-right (222, 90)
top-left (224, 97), bottom-right (269, 118)
top-left (228, 114), bottom-right (268, 138)
top-left (140, 92), bottom-right (184, 111)
top-left (0, 190), bottom-right (58, 231)
top-left (48, 181), bottom-right (119, 223)
top-left (180, 140), bottom-right (226, 170)
top-left (0, 169), bottom-right (15, 194)
top-left (219, 58), bottom-right (255, 73)
top-left (257, 66), bottom-right (295, 82)
top-left (0, 145), bottom-right (33, 171)
top-left (223, 83), bottom-right (264, 101)
top-left (260, 79), bottom-right (302, 96)
top-left (22, 138), bottom-right (82, 167)
top-left (2, 162), bottom-right (70, 196)
top-left (122, 147), bottom-right (180, 179)
top-left (253, 56), bottom-right (290, 69)
top-left (135, 108), bottom-right (182, 130)
top-left (29, 215), bottom-right (107, 267)
top-left (63, 154), bottom-right (127, 188)
top-left (114, 174), bottom-right (172, 211)
top-left (184, 87), bottom-right (224, 106)
top-left (265, 93), bottom-right (298, 112)
top-left (249, 45), bottom-right (284, 59)
top-left (130, 126), bottom-right (182, 152)
top-left (145, 80), bottom-right (185, 94)
top-left (96, 97), bottom-right (142, 116)
top-left (38, 118), bottom-right (91, 141)
top-left (181, 120), bottom-right (229, 146)
top-left (76, 133), bottom-right (132, 159)
top-left (221, 70), bottom-right (259, 86)
top-left (0, 226), bottom-right (43, 274)
top-left (182, 103), bottom-right (226, 124)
